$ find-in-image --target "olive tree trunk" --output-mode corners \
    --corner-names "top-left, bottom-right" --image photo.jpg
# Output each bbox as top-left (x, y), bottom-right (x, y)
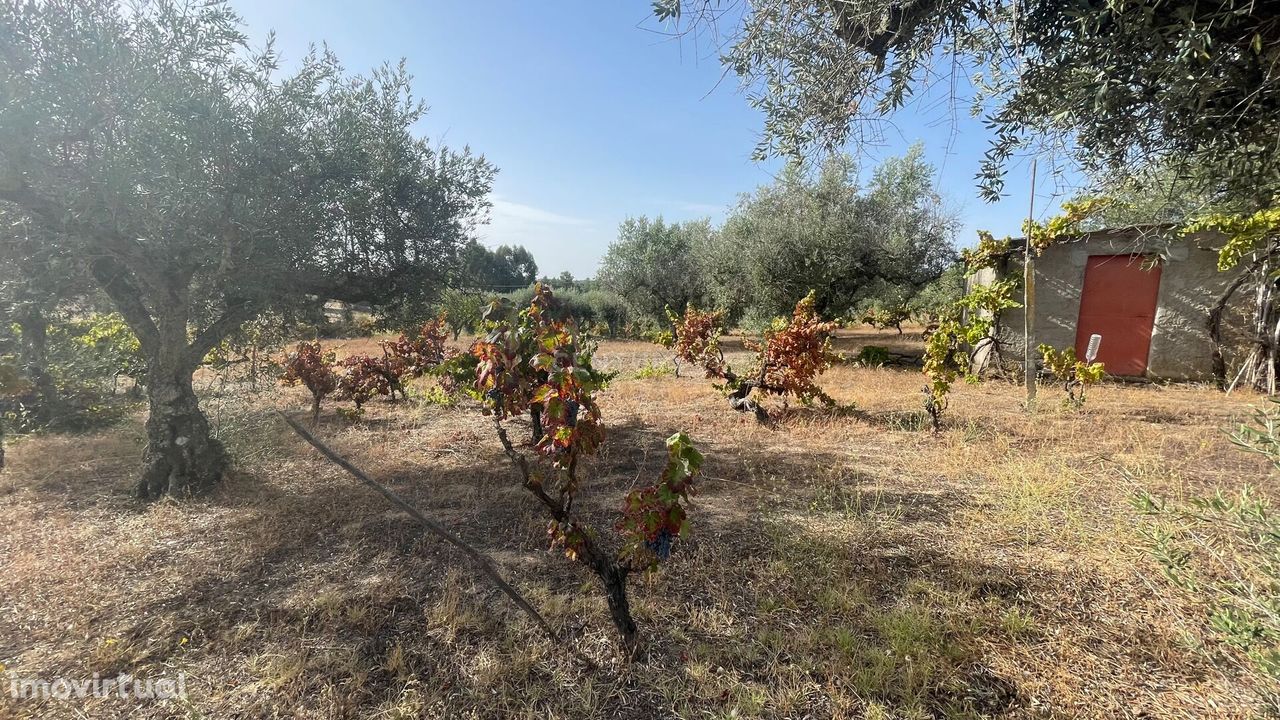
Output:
top-left (87, 257), bottom-right (251, 500)
top-left (136, 356), bottom-right (227, 499)
top-left (1242, 254), bottom-right (1279, 394)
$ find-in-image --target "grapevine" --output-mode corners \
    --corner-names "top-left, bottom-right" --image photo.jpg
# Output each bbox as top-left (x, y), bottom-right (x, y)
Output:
top-left (1180, 202), bottom-right (1280, 392)
top-left (1038, 345), bottom-right (1105, 407)
top-left (336, 353), bottom-right (406, 409)
top-left (858, 304), bottom-right (910, 334)
top-left (469, 284), bottom-right (703, 654)
top-left (1024, 197), bottom-right (1113, 254)
top-left (748, 292), bottom-right (840, 406)
top-left (618, 432), bottom-right (703, 568)
top-left (323, 314), bottom-right (455, 413)
top-left (920, 318), bottom-right (966, 431)
top-left (920, 275), bottom-right (1020, 430)
top-left (666, 304), bottom-right (727, 379)
top-left (1183, 205), bottom-right (1280, 272)
top-left (961, 230), bottom-right (1012, 271)
top-left (382, 312), bottom-right (452, 377)
top-left (921, 244), bottom-right (1021, 430)
top-left (665, 292), bottom-right (838, 421)
top-left (920, 198), bottom-right (1112, 429)
top-left (281, 341), bottom-right (339, 424)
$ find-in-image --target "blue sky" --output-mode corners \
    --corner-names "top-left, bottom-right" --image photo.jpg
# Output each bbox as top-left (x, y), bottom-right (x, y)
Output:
top-left (229, 1), bottom-right (1085, 278)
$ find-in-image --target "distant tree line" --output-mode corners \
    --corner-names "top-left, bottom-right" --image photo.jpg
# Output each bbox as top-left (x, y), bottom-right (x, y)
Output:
top-left (443, 147), bottom-right (963, 340)
top-left (598, 146), bottom-right (962, 331)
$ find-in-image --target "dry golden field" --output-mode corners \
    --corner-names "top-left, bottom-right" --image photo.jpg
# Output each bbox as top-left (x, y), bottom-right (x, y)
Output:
top-left (0, 328), bottom-right (1273, 719)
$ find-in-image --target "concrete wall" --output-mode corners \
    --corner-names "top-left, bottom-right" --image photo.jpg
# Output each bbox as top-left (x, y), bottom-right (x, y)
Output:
top-left (982, 228), bottom-right (1239, 381)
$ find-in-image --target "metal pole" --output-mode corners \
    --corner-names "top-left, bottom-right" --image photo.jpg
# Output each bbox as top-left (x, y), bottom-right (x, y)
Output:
top-left (1024, 159), bottom-right (1037, 409)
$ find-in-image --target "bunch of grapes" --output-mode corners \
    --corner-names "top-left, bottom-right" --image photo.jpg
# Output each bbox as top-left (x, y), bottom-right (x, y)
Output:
top-left (618, 432), bottom-right (702, 570)
top-left (645, 527), bottom-right (674, 560)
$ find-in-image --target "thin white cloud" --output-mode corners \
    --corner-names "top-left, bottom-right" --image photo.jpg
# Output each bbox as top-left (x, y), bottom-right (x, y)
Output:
top-left (673, 201), bottom-right (725, 216)
top-left (489, 195), bottom-right (593, 228)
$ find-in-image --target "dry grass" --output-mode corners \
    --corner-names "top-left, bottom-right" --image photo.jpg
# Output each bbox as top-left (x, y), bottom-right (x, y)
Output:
top-left (0, 330), bottom-right (1273, 719)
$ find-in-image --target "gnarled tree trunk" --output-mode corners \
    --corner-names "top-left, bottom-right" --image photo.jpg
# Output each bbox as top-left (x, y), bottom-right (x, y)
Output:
top-left (309, 393), bottom-right (323, 426)
top-left (494, 421), bottom-right (640, 655)
top-left (1209, 256), bottom-right (1258, 388)
top-left (136, 355), bottom-right (227, 500)
top-left (138, 317), bottom-right (231, 491)
top-left (88, 258), bottom-right (242, 500)
top-left (722, 368), bottom-right (770, 423)
top-left (1243, 255), bottom-right (1279, 394)
top-left (583, 542), bottom-right (637, 655)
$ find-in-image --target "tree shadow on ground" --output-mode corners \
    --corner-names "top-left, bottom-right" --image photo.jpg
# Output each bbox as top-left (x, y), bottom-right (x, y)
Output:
top-left (1, 407), bottom-right (1208, 719)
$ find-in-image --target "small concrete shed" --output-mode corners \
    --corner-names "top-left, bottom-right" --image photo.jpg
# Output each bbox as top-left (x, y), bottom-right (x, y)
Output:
top-left (968, 225), bottom-right (1244, 381)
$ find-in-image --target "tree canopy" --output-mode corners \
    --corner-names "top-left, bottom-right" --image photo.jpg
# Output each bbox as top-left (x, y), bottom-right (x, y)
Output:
top-left (0, 0), bottom-right (493, 497)
top-left (599, 216), bottom-right (712, 325)
top-left (709, 147), bottom-right (956, 322)
top-left (461, 242), bottom-right (539, 290)
top-left (655, 0), bottom-right (1280, 206)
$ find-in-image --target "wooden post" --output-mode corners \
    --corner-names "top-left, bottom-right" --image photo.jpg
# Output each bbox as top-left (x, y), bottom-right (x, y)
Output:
top-left (1024, 159), bottom-right (1037, 410)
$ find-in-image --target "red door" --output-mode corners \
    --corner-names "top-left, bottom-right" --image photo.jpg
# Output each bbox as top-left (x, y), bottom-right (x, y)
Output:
top-left (1074, 255), bottom-right (1162, 377)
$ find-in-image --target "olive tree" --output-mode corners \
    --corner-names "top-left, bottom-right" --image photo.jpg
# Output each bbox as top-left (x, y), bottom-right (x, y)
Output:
top-left (0, 0), bottom-right (493, 498)
top-left (599, 216), bottom-right (712, 326)
top-left (654, 0), bottom-right (1280, 205)
top-left (710, 147), bottom-right (956, 322)
top-left (460, 241), bottom-right (539, 290)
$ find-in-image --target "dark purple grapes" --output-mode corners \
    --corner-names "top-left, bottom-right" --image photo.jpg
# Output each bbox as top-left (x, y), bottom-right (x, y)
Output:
top-left (645, 528), bottom-right (673, 560)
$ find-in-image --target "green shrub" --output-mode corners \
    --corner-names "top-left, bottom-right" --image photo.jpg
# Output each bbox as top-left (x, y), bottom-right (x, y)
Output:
top-left (412, 384), bottom-right (455, 407)
top-left (856, 304), bottom-right (910, 334)
top-left (1234, 398), bottom-right (1280, 464)
top-left (1134, 399), bottom-right (1280, 709)
top-left (499, 286), bottom-right (634, 338)
top-left (856, 346), bottom-right (891, 367)
top-left (633, 360), bottom-right (674, 380)
top-left (318, 316), bottom-right (377, 339)
top-left (6, 313), bottom-right (147, 431)
top-left (69, 313), bottom-right (147, 381)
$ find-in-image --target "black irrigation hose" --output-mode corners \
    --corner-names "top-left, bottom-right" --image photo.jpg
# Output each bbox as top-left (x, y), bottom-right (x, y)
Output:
top-left (277, 411), bottom-right (598, 669)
